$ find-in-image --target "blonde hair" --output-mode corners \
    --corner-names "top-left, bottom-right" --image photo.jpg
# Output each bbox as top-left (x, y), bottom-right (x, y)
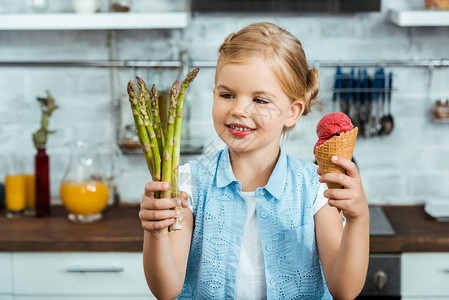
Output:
top-left (216, 22), bottom-right (319, 121)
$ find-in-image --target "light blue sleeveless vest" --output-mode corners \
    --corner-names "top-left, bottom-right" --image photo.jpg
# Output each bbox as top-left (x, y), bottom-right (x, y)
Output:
top-left (178, 146), bottom-right (332, 299)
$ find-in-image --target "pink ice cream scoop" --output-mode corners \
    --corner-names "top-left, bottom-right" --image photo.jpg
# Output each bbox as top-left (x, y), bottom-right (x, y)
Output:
top-left (314, 112), bottom-right (354, 152)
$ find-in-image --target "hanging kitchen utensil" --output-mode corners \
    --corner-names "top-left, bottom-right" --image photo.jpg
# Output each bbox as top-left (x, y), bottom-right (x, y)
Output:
top-left (332, 66), bottom-right (342, 112)
top-left (363, 69), bottom-right (373, 137)
top-left (347, 68), bottom-right (356, 122)
top-left (340, 72), bottom-right (350, 116)
top-left (357, 69), bottom-right (367, 137)
top-left (351, 69), bottom-right (362, 130)
top-left (377, 68), bottom-right (385, 135)
top-left (372, 68), bottom-right (384, 136)
top-left (368, 69), bottom-right (377, 136)
top-left (378, 67), bottom-right (387, 135)
top-left (382, 72), bottom-right (394, 135)
top-left (365, 69), bottom-right (372, 136)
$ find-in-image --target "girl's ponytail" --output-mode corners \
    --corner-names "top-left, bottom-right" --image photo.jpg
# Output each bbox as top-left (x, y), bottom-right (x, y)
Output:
top-left (303, 68), bottom-right (320, 116)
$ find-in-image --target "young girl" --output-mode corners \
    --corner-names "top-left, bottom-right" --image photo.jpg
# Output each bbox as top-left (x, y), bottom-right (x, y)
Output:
top-left (139, 22), bottom-right (369, 299)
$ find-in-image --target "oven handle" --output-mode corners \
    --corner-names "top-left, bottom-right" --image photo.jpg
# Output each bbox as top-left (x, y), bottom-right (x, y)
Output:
top-left (66, 265), bottom-right (125, 273)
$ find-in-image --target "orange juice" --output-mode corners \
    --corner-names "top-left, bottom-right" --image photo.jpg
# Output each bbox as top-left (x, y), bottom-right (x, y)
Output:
top-left (60, 180), bottom-right (109, 215)
top-left (24, 174), bottom-right (36, 208)
top-left (5, 174), bottom-right (26, 211)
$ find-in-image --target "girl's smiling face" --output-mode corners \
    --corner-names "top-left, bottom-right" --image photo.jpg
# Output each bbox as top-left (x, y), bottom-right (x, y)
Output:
top-left (212, 58), bottom-right (305, 154)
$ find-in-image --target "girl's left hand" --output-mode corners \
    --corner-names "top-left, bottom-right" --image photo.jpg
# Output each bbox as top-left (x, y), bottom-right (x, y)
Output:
top-left (317, 156), bottom-right (369, 221)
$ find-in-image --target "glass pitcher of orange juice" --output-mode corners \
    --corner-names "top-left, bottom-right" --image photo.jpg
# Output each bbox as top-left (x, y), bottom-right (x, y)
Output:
top-left (60, 141), bottom-right (109, 223)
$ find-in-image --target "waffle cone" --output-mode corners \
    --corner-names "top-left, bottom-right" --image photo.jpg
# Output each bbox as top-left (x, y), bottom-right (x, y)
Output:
top-left (314, 127), bottom-right (358, 189)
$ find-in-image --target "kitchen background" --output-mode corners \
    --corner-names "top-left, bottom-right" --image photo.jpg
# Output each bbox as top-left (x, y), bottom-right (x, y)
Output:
top-left (0, 0), bottom-right (448, 206)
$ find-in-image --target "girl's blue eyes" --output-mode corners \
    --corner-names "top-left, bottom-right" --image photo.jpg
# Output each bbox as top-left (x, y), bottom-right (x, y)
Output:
top-left (219, 93), bottom-right (268, 104)
top-left (220, 93), bottom-right (233, 99)
top-left (253, 98), bottom-right (268, 104)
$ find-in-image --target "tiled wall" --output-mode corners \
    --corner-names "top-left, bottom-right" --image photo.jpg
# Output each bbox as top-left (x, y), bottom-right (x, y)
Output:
top-left (0, 0), bottom-right (448, 205)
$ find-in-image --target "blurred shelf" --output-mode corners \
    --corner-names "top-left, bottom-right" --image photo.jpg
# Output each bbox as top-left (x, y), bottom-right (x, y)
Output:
top-left (0, 12), bottom-right (189, 30)
top-left (390, 10), bottom-right (449, 26)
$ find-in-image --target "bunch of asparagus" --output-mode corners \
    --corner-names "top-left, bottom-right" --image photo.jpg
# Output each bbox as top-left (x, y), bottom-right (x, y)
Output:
top-left (127, 68), bottom-right (200, 232)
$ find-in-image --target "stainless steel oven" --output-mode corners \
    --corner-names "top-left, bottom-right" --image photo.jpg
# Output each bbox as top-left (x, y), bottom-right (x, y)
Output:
top-left (357, 207), bottom-right (400, 299)
top-left (358, 254), bottom-right (401, 299)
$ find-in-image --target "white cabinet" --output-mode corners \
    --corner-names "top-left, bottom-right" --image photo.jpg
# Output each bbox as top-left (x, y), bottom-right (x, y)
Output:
top-left (402, 253), bottom-right (449, 298)
top-left (11, 252), bottom-right (155, 299)
top-left (0, 253), bottom-right (12, 295)
top-left (389, 10), bottom-right (449, 26)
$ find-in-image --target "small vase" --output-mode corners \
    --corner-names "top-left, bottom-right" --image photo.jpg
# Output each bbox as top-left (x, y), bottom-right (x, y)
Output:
top-left (35, 147), bottom-right (51, 217)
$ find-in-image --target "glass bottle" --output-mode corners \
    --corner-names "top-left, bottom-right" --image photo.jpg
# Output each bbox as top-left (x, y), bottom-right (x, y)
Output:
top-left (60, 141), bottom-right (110, 223)
top-left (4, 155), bottom-right (26, 218)
top-left (35, 147), bottom-right (51, 217)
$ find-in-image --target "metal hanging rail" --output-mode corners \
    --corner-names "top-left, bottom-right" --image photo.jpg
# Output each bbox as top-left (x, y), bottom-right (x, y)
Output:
top-left (0, 59), bottom-right (448, 68)
top-left (195, 59), bottom-right (449, 68)
top-left (309, 59), bottom-right (449, 68)
top-left (0, 60), bottom-right (182, 68)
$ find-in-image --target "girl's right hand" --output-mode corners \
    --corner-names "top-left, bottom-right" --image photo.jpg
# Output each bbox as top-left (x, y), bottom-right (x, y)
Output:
top-left (139, 181), bottom-right (189, 233)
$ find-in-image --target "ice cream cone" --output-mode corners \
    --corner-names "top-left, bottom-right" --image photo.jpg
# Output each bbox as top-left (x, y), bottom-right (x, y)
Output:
top-left (314, 127), bottom-right (358, 189)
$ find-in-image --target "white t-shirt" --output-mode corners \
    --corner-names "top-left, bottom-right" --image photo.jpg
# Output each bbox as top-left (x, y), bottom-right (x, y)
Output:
top-left (178, 163), bottom-right (329, 299)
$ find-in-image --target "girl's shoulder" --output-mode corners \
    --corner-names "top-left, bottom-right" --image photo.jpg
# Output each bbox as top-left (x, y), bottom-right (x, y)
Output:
top-left (285, 153), bottom-right (319, 175)
top-left (187, 147), bottom-right (224, 177)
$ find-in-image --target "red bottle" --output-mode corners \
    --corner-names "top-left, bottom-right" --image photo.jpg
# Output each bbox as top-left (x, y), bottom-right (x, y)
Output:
top-left (35, 147), bottom-right (51, 217)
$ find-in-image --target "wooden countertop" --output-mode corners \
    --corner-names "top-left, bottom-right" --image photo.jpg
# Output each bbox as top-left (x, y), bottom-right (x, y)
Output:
top-left (0, 205), bottom-right (144, 252)
top-left (1, 204), bottom-right (449, 253)
top-left (370, 205), bottom-right (449, 253)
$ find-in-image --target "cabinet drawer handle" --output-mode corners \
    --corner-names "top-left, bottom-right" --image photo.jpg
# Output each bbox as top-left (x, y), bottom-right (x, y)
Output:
top-left (440, 268), bottom-right (449, 274)
top-left (66, 266), bottom-right (125, 273)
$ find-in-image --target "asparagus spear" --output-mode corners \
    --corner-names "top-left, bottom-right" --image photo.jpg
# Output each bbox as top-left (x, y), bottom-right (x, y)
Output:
top-left (127, 81), bottom-right (155, 178)
top-left (150, 84), bottom-right (165, 156)
top-left (160, 80), bottom-right (180, 199)
top-left (171, 67), bottom-right (200, 179)
top-left (136, 77), bottom-right (154, 124)
top-left (167, 69), bottom-right (199, 231)
top-left (136, 84), bottom-right (162, 182)
top-left (160, 80), bottom-right (182, 232)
